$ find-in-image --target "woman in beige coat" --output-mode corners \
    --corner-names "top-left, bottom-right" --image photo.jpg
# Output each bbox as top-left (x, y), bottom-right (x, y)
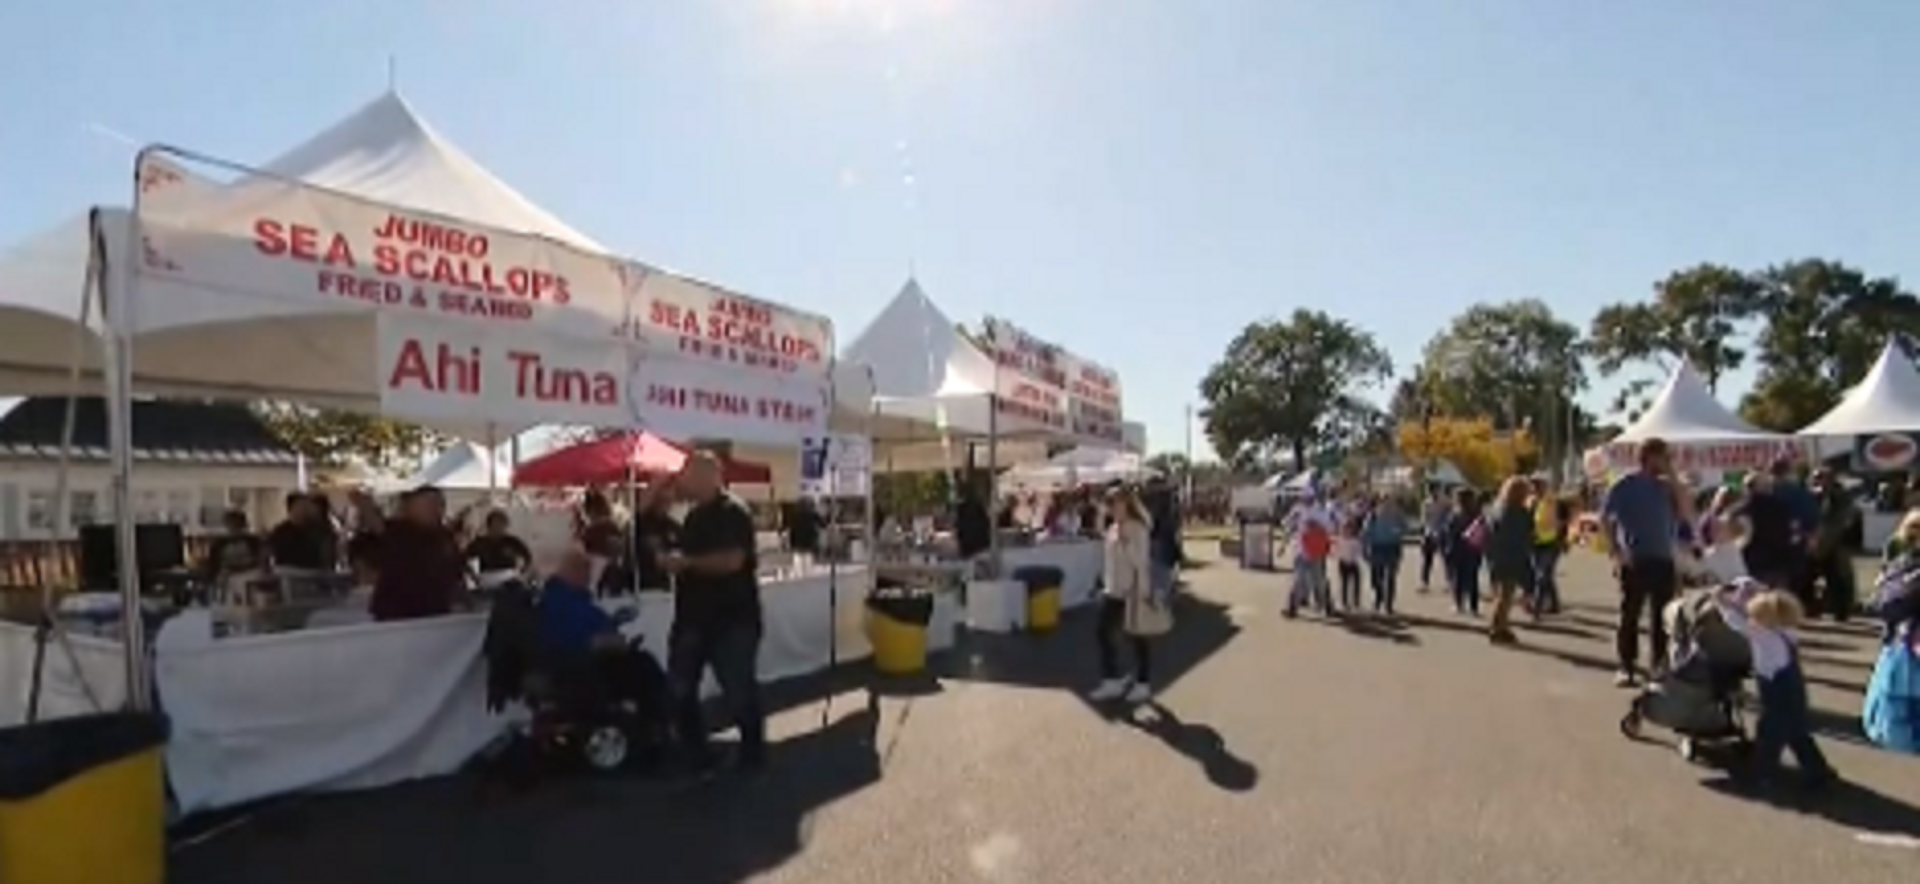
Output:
top-left (1090, 487), bottom-right (1168, 704)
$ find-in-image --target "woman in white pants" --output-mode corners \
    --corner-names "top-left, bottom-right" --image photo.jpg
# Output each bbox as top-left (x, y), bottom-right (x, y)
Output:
top-left (1090, 487), bottom-right (1169, 704)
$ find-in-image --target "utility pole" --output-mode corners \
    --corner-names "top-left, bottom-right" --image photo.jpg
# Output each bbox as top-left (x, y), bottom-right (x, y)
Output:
top-left (1182, 403), bottom-right (1195, 503)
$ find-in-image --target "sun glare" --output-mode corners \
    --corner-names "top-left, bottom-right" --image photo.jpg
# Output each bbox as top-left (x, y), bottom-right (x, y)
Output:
top-left (784, 0), bottom-right (960, 31)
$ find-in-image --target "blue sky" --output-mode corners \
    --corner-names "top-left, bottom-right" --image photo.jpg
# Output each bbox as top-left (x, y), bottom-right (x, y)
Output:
top-left (4, 1), bottom-right (1918, 461)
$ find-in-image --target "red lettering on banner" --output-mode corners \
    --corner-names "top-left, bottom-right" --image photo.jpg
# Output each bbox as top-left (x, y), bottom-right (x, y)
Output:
top-left (251, 214), bottom-right (576, 320)
top-left (506, 350), bottom-right (618, 405)
top-left (387, 339), bottom-right (481, 395)
top-left (253, 220), bottom-right (357, 267)
top-left (644, 296), bottom-right (824, 373)
top-left (639, 383), bottom-right (819, 426)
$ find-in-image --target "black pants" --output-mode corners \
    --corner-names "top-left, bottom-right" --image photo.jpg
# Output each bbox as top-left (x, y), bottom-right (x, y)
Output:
top-left (1338, 561), bottom-right (1363, 609)
top-left (1096, 598), bottom-right (1152, 683)
top-left (1810, 551), bottom-right (1856, 622)
top-left (1420, 535), bottom-right (1441, 585)
top-left (1617, 557), bottom-right (1677, 673)
top-left (667, 621), bottom-right (766, 766)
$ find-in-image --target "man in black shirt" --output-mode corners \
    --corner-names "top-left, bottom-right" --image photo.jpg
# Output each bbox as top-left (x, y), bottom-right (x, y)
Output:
top-left (1735, 472), bottom-right (1796, 589)
top-left (664, 452), bottom-right (766, 774)
top-left (268, 493), bottom-right (331, 572)
top-left (463, 510), bottom-right (533, 574)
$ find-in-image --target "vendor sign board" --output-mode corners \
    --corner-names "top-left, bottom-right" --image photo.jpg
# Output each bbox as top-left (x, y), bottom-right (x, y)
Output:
top-left (980, 317), bottom-right (1124, 445)
top-left (377, 314), bottom-right (629, 428)
top-left (799, 434), bottom-right (873, 497)
top-left (625, 345), bottom-right (831, 447)
top-left (131, 154), bottom-right (630, 341)
top-left (1603, 438), bottom-right (1807, 472)
top-left (1854, 432), bottom-right (1920, 474)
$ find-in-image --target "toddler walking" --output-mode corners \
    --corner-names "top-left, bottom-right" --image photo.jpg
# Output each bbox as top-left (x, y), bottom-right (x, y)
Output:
top-left (1717, 580), bottom-right (1839, 795)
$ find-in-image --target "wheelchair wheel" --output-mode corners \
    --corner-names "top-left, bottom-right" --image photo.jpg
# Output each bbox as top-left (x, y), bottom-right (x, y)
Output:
top-left (582, 725), bottom-right (630, 772)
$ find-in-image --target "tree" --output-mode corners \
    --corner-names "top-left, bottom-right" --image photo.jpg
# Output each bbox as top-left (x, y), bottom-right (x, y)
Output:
top-left (1396, 417), bottom-right (1538, 489)
top-left (253, 404), bottom-right (444, 469)
top-left (1197, 310), bottom-right (1393, 470)
top-left (1143, 452), bottom-right (1190, 478)
top-left (1585, 264), bottom-right (1762, 418)
top-left (1741, 258), bottom-right (1920, 430)
top-left (1415, 299), bottom-right (1587, 468)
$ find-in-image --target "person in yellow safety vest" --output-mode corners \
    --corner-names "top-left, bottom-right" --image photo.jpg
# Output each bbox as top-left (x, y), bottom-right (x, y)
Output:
top-left (1528, 477), bottom-right (1564, 615)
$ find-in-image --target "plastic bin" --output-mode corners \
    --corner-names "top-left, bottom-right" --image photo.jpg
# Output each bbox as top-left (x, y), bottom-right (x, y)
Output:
top-left (866, 585), bottom-right (936, 675)
top-left (0, 713), bottom-right (169, 884)
top-left (1013, 565), bottom-right (1066, 634)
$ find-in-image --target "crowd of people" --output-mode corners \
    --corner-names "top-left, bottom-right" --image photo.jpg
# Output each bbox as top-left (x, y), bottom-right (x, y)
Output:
top-left (1256, 437), bottom-right (1918, 796)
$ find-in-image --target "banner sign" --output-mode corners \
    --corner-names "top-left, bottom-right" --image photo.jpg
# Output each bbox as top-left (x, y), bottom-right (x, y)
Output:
top-left (1604, 438), bottom-right (1807, 472)
top-left (622, 270), bottom-right (834, 380)
top-left (376, 315), bottom-right (629, 427)
top-left (132, 155), bottom-right (630, 341)
top-left (1854, 432), bottom-right (1920, 474)
top-left (980, 317), bottom-right (1124, 444)
top-left (799, 434), bottom-right (873, 498)
top-left (626, 350), bottom-right (830, 446)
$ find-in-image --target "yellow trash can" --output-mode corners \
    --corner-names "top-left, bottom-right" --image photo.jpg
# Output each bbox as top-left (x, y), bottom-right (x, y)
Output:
top-left (0, 712), bottom-right (169, 884)
top-left (1015, 566), bottom-right (1066, 634)
top-left (866, 586), bottom-right (934, 676)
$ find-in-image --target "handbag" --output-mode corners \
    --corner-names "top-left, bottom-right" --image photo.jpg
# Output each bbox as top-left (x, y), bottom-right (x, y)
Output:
top-left (1863, 634), bottom-right (1920, 754)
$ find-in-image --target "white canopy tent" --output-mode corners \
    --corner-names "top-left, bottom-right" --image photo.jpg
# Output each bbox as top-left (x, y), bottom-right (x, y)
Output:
top-left (1798, 340), bottom-right (1920, 436)
top-left (399, 441), bottom-right (513, 492)
top-left (1602, 363), bottom-right (1800, 472)
top-left (842, 278), bottom-right (1006, 441)
top-left (0, 92), bottom-right (874, 439)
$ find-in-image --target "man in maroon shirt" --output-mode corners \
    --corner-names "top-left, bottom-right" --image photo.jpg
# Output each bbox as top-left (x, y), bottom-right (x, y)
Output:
top-left (369, 486), bottom-right (465, 621)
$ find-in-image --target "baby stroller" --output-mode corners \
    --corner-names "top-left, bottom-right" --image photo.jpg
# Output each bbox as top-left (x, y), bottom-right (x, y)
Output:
top-left (1618, 589), bottom-right (1753, 762)
top-left (483, 582), bottom-right (669, 776)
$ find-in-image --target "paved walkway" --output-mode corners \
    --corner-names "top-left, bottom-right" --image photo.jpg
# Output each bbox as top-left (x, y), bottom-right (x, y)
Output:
top-left (171, 546), bottom-right (1920, 884)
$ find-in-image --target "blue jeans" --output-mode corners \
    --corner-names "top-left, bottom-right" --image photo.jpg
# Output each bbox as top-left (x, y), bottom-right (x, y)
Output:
top-left (1368, 543), bottom-right (1401, 610)
top-left (1452, 557), bottom-right (1482, 614)
top-left (668, 620), bottom-right (765, 766)
top-left (1752, 660), bottom-right (1834, 782)
top-left (1531, 546), bottom-right (1561, 611)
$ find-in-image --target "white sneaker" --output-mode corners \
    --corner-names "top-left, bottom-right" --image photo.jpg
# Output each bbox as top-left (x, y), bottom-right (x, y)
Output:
top-left (1088, 678), bottom-right (1130, 701)
top-left (1613, 669), bottom-right (1638, 688)
top-left (1123, 683), bottom-right (1153, 704)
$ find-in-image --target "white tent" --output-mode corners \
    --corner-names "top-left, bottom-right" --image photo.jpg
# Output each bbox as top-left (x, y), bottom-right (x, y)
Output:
top-left (0, 92), bottom-right (873, 440)
top-left (1613, 363), bottom-right (1773, 442)
top-left (401, 441), bottom-right (512, 491)
top-left (842, 278), bottom-right (1004, 440)
top-left (1001, 447), bottom-right (1150, 489)
top-left (1798, 340), bottom-right (1920, 436)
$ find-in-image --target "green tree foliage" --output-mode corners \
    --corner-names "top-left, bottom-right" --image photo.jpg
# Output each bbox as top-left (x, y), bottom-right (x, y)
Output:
top-left (1741, 259), bottom-right (1920, 431)
top-left (1410, 300), bottom-right (1589, 467)
top-left (1197, 310), bottom-right (1392, 470)
top-left (1586, 263), bottom-right (1762, 395)
top-left (252, 403), bottom-right (444, 469)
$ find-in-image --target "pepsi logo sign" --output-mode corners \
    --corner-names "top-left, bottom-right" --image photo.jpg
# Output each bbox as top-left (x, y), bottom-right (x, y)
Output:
top-left (1862, 433), bottom-right (1918, 471)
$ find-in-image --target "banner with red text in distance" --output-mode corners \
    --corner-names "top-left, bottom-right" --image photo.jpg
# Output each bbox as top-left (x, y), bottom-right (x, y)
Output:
top-left (626, 348), bottom-right (831, 447)
top-left (980, 317), bottom-right (1124, 445)
top-left (377, 314), bottom-right (630, 430)
top-left (1603, 437), bottom-right (1809, 473)
top-left (622, 268), bottom-right (835, 380)
top-left (131, 154), bottom-right (631, 341)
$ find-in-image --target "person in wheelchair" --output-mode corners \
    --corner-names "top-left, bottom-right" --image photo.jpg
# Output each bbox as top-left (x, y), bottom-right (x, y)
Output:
top-left (486, 549), bottom-right (669, 764)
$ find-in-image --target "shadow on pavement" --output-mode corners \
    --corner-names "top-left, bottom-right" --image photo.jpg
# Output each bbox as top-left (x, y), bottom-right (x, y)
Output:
top-left (944, 594), bottom-right (1242, 695)
top-left (1395, 612), bottom-right (1621, 674)
top-left (169, 689), bottom-right (887, 884)
top-left (1119, 702), bottom-right (1259, 792)
top-left (1297, 612), bottom-right (1422, 646)
top-left (1702, 775), bottom-right (1920, 838)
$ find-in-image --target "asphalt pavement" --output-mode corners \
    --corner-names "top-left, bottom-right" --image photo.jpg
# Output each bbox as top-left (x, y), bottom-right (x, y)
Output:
top-left (169, 544), bottom-right (1920, 884)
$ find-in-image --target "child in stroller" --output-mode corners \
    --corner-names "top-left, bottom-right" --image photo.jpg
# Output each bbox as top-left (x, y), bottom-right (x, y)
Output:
top-left (1619, 586), bottom-right (1754, 761)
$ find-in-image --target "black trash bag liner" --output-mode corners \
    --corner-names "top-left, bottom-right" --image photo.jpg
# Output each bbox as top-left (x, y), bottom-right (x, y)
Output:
top-left (866, 587), bottom-right (935, 626)
top-left (0, 712), bottom-right (168, 802)
top-left (1012, 566), bottom-right (1066, 595)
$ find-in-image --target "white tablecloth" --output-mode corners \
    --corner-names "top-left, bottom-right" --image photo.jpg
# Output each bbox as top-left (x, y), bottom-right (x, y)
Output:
top-left (146, 568), bottom-right (878, 814)
top-left (0, 622), bottom-right (129, 727)
top-left (1002, 541), bottom-right (1105, 608)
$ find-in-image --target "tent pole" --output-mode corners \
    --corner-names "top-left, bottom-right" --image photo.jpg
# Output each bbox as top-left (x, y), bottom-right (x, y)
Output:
top-left (986, 395), bottom-right (1000, 579)
top-left (107, 196), bottom-right (150, 711)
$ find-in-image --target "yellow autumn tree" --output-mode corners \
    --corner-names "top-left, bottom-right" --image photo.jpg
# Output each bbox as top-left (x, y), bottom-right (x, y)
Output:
top-left (1396, 417), bottom-right (1539, 489)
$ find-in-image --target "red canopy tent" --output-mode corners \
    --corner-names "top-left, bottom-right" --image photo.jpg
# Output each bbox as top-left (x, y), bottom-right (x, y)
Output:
top-left (511, 431), bottom-right (773, 487)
